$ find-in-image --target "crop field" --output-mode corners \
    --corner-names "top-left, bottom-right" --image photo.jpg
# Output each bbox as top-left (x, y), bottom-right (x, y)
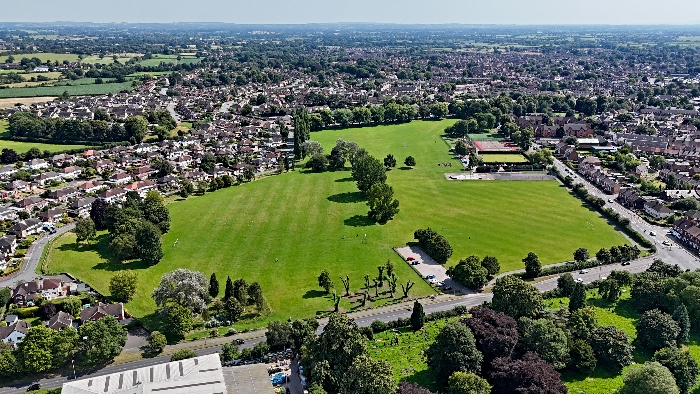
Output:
top-left (0, 81), bottom-right (133, 98)
top-left (138, 54), bottom-right (201, 67)
top-left (480, 153), bottom-right (528, 163)
top-left (45, 120), bottom-right (625, 330)
top-left (0, 53), bottom-right (80, 63)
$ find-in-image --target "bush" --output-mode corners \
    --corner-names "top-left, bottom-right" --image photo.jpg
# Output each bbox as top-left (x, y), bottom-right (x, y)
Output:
top-left (371, 320), bottom-right (388, 333)
top-left (170, 349), bottom-right (197, 361)
top-left (226, 328), bottom-right (237, 336)
top-left (414, 228), bottom-right (452, 264)
top-left (13, 306), bottom-right (38, 319)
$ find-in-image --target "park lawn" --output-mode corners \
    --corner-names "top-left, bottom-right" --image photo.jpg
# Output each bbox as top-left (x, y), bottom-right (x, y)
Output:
top-left (0, 120), bottom-right (90, 153)
top-left (0, 81), bottom-right (133, 98)
top-left (368, 319), bottom-right (453, 392)
top-left (312, 120), bottom-right (627, 271)
top-left (480, 153), bottom-right (528, 163)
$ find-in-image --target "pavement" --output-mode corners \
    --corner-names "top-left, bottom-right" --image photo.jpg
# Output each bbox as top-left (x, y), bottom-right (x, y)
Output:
top-left (0, 222), bottom-right (75, 288)
top-left (395, 245), bottom-right (472, 295)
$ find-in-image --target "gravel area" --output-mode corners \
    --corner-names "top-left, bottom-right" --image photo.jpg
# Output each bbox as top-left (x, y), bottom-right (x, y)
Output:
top-left (395, 246), bottom-right (474, 295)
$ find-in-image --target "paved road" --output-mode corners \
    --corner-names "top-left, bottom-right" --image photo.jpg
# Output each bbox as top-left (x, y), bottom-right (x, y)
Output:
top-left (552, 158), bottom-right (700, 271)
top-left (219, 100), bottom-right (236, 114)
top-left (0, 223), bottom-right (75, 288)
top-left (166, 103), bottom-right (181, 123)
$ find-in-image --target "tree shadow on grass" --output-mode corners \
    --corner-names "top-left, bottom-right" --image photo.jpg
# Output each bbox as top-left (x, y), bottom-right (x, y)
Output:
top-left (344, 214), bottom-right (375, 228)
top-left (92, 259), bottom-right (151, 272)
top-left (404, 370), bottom-right (438, 392)
top-left (398, 167), bottom-right (413, 170)
top-left (327, 191), bottom-right (365, 204)
top-left (335, 176), bottom-right (354, 182)
top-left (303, 289), bottom-right (327, 299)
top-left (56, 232), bottom-right (112, 261)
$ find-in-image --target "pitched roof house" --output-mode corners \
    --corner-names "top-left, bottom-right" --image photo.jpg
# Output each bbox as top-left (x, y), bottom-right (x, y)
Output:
top-left (80, 302), bottom-right (125, 323)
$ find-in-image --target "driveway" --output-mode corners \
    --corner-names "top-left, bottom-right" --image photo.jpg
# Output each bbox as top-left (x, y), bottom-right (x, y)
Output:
top-left (0, 223), bottom-right (75, 288)
top-left (395, 246), bottom-right (474, 295)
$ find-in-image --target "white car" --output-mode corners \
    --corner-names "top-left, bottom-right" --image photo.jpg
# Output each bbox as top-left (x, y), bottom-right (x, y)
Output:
top-left (650, 231), bottom-right (657, 236)
top-left (579, 269), bottom-right (589, 274)
top-left (575, 278), bottom-right (584, 283)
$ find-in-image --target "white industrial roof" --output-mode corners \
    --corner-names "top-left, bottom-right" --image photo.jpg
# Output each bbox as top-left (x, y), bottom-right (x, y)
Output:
top-left (61, 354), bottom-right (227, 394)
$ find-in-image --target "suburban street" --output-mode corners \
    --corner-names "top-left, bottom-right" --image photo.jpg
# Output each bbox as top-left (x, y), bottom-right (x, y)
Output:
top-left (0, 223), bottom-right (75, 288)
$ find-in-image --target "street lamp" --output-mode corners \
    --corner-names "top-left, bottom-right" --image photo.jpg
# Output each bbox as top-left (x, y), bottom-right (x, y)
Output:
top-left (71, 359), bottom-right (76, 380)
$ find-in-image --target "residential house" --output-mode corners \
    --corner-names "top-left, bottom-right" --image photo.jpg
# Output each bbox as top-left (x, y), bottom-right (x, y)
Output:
top-left (60, 166), bottom-right (82, 180)
top-left (47, 311), bottom-right (74, 331)
top-left (108, 172), bottom-right (132, 185)
top-left (27, 158), bottom-right (48, 170)
top-left (132, 165), bottom-right (156, 180)
top-left (0, 320), bottom-right (29, 348)
top-left (15, 196), bottom-right (47, 212)
top-left (12, 278), bottom-right (64, 306)
top-left (51, 153), bottom-right (75, 166)
top-left (634, 164), bottom-right (649, 178)
top-left (76, 180), bottom-right (104, 194)
top-left (80, 302), bottom-right (125, 323)
top-left (47, 186), bottom-right (78, 202)
top-left (33, 171), bottom-right (63, 186)
top-left (644, 200), bottom-right (674, 220)
top-left (38, 208), bottom-right (66, 223)
top-left (0, 165), bottom-right (17, 180)
top-left (9, 218), bottom-right (42, 238)
top-left (618, 188), bottom-right (646, 209)
top-left (98, 188), bottom-right (127, 203)
top-left (0, 234), bottom-right (17, 259)
top-left (0, 207), bottom-right (18, 221)
top-left (68, 197), bottom-right (96, 218)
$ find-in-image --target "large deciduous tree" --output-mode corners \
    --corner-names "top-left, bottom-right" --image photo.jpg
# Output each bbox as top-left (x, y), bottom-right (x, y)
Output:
top-left (522, 252), bottom-right (541, 278)
top-left (491, 275), bottom-right (544, 320)
top-left (637, 309), bottom-right (681, 351)
top-left (425, 321), bottom-right (483, 385)
top-left (152, 269), bottom-right (209, 314)
top-left (590, 326), bottom-right (634, 372)
top-left (367, 182), bottom-right (400, 223)
top-left (618, 362), bottom-right (679, 394)
top-left (109, 270), bottom-right (138, 302)
top-left (464, 307), bottom-right (519, 365)
top-left (135, 221), bottom-right (164, 265)
top-left (352, 154), bottom-right (387, 194)
top-left (489, 352), bottom-right (567, 394)
top-left (519, 318), bottom-right (570, 369)
top-left (653, 347), bottom-right (699, 394)
top-left (447, 256), bottom-right (488, 290)
top-left (74, 217), bottom-right (96, 245)
top-left (77, 316), bottom-right (127, 364)
top-left (447, 372), bottom-right (491, 394)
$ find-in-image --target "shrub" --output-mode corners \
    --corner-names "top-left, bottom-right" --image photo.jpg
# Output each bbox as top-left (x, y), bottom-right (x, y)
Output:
top-left (170, 349), bottom-right (197, 361)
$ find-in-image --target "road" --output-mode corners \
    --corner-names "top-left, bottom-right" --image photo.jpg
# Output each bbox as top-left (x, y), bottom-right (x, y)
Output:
top-left (551, 157), bottom-right (700, 271)
top-left (0, 223), bottom-right (75, 288)
top-left (166, 103), bottom-right (181, 124)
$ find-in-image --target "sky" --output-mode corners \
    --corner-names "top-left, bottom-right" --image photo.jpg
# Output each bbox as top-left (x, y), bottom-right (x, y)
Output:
top-left (3, 0), bottom-right (700, 25)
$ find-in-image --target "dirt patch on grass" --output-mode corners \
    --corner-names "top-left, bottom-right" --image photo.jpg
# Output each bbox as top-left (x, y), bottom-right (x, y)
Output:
top-left (0, 96), bottom-right (56, 108)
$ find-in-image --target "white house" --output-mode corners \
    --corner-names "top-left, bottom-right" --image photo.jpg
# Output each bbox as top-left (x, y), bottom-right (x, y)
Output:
top-left (0, 320), bottom-right (29, 348)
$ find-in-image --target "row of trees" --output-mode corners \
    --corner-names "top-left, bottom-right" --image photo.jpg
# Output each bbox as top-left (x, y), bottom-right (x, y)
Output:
top-left (446, 255), bottom-right (500, 289)
top-left (414, 228), bottom-right (452, 264)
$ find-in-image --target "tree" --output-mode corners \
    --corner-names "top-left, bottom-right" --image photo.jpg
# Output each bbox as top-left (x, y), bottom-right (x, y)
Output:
top-left (447, 372), bottom-right (491, 394)
top-left (170, 349), bottom-right (197, 362)
top-left (522, 252), bottom-right (541, 278)
top-left (302, 314), bottom-right (368, 393)
top-left (0, 347), bottom-right (17, 378)
top-left (454, 140), bottom-right (469, 156)
top-left (653, 347), bottom-right (699, 394)
top-left (208, 273), bottom-right (219, 298)
top-left (39, 302), bottom-right (57, 320)
top-left (78, 316), bottom-right (127, 364)
top-left (489, 353), bottom-right (567, 394)
top-left (414, 228), bottom-right (452, 264)
top-left (426, 321), bottom-right (483, 385)
top-left (410, 301), bottom-right (425, 331)
top-left (568, 306), bottom-right (598, 340)
top-left (557, 273), bottom-right (575, 297)
top-left (590, 326), bottom-right (634, 371)
top-left (520, 318), bottom-right (570, 369)
top-left (637, 309), bottom-right (681, 351)
top-left (74, 218), bottom-right (96, 245)
top-left (233, 278), bottom-right (249, 307)
top-left (568, 339), bottom-right (597, 374)
top-left (148, 331), bottom-right (167, 353)
top-left (481, 256), bottom-right (499, 276)
top-left (152, 269), bottom-right (209, 314)
top-left (618, 362), bottom-right (679, 394)
top-left (61, 296), bottom-right (82, 317)
top-left (90, 198), bottom-right (108, 230)
top-left (596, 248), bottom-right (611, 264)
top-left (569, 283), bottom-right (587, 312)
top-left (224, 276), bottom-right (234, 301)
top-left (383, 154), bottom-right (397, 169)
top-left (647, 259), bottom-right (682, 278)
top-left (164, 305), bottom-right (193, 340)
top-left (0, 148), bottom-right (19, 164)
top-left (366, 182), bottom-right (400, 223)
top-left (224, 297), bottom-right (244, 321)
top-left (124, 115), bottom-right (148, 143)
top-left (291, 318), bottom-right (319, 350)
top-left (672, 305), bottom-right (691, 345)
top-left (491, 275), bottom-right (544, 320)
top-left (306, 153), bottom-right (329, 173)
top-left (135, 221), bottom-right (163, 265)
top-left (351, 154), bottom-right (387, 194)
top-left (338, 354), bottom-right (394, 394)
top-left (109, 270), bottom-right (138, 302)
top-left (17, 326), bottom-right (56, 373)
top-left (598, 278), bottom-right (622, 302)
top-left (447, 256), bottom-right (488, 289)
top-left (141, 190), bottom-right (170, 234)
top-left (404, 156), bottom-right (416, 167)
top-left (430, 103), bottom-right (449, 119)
top-left (266, 320), bottom-right (292, 350)
top-left (108, 233), bottom-right (136, 262)
top-left (221, 341), bottom-right (240, 362)
top-left (248, 282), bottom-right (265, 309)
top-left (574, 247), bottom-right (590, 263)
top-left (318, 270), bottom-right (334, 294)
top-left (464, 307), bottom-right (519, 364)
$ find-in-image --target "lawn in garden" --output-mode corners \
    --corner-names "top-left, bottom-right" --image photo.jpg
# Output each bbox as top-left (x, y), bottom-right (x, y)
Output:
top-left (45, 120), bottom-right (625, 331)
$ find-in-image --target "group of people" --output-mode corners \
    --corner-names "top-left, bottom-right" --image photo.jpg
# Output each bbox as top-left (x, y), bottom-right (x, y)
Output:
top-left (437, 162), bottom-right (453, 167)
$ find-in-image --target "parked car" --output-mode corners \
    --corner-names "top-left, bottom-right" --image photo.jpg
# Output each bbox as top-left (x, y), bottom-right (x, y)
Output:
top-left (425, 274), bottom-right (435, 279)
top-left (622, 261), bottom-right (631, 266)
top-left (662, 240), bottom-right (671, 246)
top-left (27, 384), bottom-right (41, 392)
top-left (579, 269), bottom-right (589, 274)
top-left (235, 339), bottom-right (244, 345)
top-left (575, 278), bottom-right (584, 283)
top-left (650, 231), bottom-right (656, 236)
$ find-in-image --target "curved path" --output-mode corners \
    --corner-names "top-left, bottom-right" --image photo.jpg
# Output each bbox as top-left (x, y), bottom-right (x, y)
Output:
top-left (0, 223), bottom-right (75, 288)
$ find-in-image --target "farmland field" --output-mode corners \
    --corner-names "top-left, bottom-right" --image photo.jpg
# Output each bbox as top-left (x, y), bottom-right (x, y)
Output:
top-left (46, 120), bottom-right (626, 332)
top-left (138, 54), bottom-right (202, 67)
top-left (0, 53), bottom-right (80, 63)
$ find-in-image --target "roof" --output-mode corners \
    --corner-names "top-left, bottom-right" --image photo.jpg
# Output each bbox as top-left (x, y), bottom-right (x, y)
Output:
top-left (0, 320), bottom-right (29, 340)
top-left (80, 302), bottom-right (124, 322)
top-left (61, 354), bottom-right (228, 394)
top-left (221, 363), bottom-right (275, 394)
top-left (47, 311), bottom-right (73, 329)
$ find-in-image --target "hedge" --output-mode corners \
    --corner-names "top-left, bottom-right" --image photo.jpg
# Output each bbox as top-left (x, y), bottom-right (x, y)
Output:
top-left (11, 306), bottom-right (38, 318)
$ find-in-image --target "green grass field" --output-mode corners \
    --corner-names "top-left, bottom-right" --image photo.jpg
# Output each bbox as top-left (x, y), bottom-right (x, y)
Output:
top-left (0, 53), bottom-right (80, 63)
top-left (0, 81), bottom-right (133, 98)
top-left (138, 54), bottom-right (201, 67)
top-left (0, 119), bottom-right (90, 153)
top-left (45, 120), bottom-right (625, 331)
top-left (467, 132), bottom-right (504, 141)
top-left (480, 154), bottom-right (528, 163)
top-left (368, 319), bottom-right (452, 392)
